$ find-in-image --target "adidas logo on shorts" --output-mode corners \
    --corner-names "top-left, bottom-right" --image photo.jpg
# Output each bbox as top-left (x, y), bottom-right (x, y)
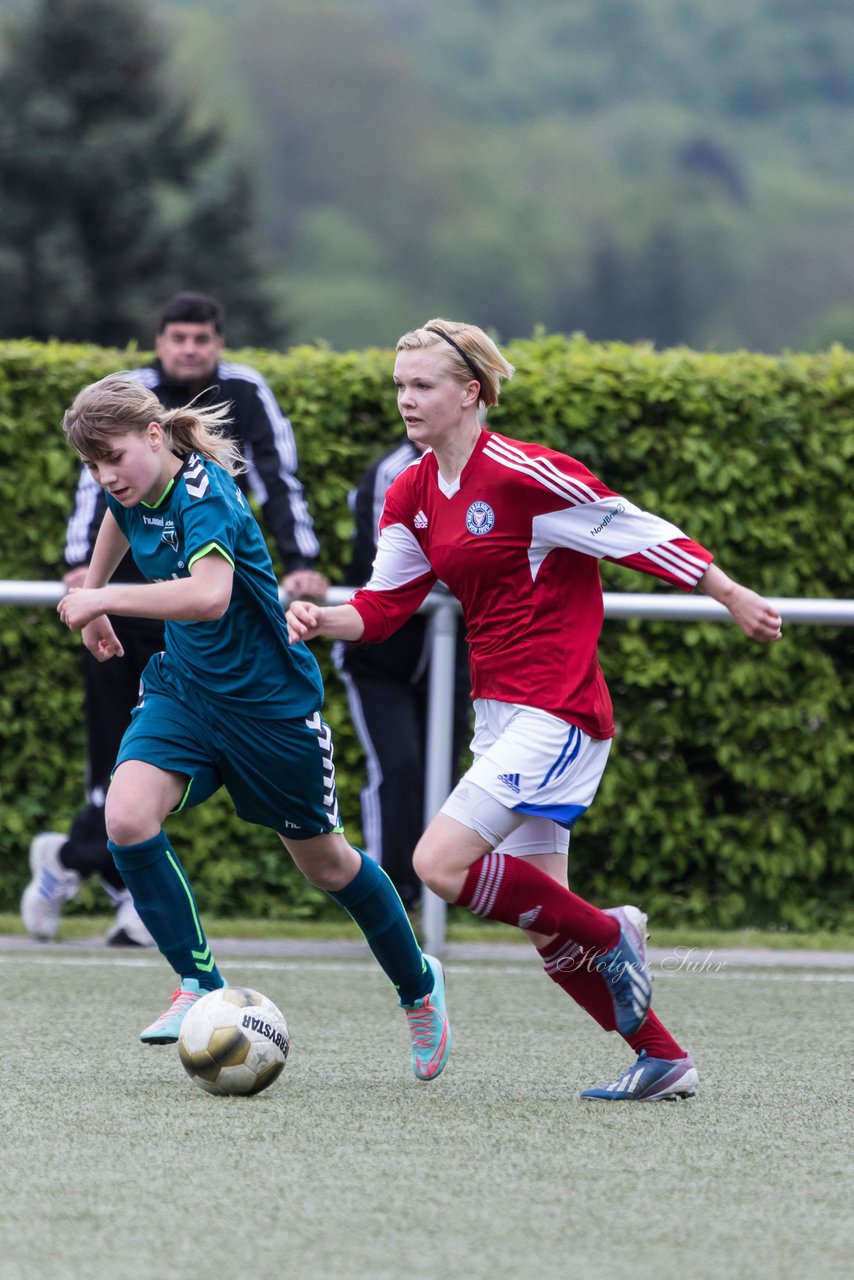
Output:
top-left (497, 772), bottom-right (521, 793)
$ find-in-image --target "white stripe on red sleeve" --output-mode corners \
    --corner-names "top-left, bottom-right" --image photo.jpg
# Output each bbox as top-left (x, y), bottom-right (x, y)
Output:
top-left (528, 499), bottom-right (686, 574)
top-left (612, 539), bottom-right (712, 589)
top-left (484, 436), bottom-right (600, 506)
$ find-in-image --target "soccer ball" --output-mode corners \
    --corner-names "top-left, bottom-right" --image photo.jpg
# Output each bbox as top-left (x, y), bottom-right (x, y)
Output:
top-left (178, 986), bottom-right (289, 1096)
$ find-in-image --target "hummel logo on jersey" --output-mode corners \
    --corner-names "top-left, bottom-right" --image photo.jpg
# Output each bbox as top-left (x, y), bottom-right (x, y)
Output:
top-left (414, 509), bottom-right (429, 529)
top-left (497, 772), bottom-right (521, 793)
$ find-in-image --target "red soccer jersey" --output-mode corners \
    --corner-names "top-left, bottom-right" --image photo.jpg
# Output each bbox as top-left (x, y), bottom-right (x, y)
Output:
top-left (350, 430), bottom-right (713, 738)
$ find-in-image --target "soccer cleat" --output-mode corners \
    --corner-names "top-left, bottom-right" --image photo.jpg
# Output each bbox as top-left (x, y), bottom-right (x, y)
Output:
top-left (593, 904), bottom-right (652, 1036)
top-left (581, 1050), bottom-right (699, 1101)
top-left (402, 953), bottom-right (451, 1081)
top-left (604, 904), bottom-right (649, 961)
top-left (20, 832), bottom-right (81, 941)
top-left (105, 890), bottom-right (156, 948)
top-left (140, 977), bottom-right (208, 1045)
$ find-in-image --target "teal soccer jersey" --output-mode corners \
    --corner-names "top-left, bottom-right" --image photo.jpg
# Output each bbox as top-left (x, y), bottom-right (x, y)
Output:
top-left (106, 452), bottom-right (323, 720)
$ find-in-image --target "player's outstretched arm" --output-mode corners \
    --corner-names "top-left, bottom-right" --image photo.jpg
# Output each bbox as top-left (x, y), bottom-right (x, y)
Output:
top-left (286, 600), bottom-right (365, 645)
top-left (58, 551), bottom-right (234, 632)
top-left (699, 564), bottom-right (782, 643)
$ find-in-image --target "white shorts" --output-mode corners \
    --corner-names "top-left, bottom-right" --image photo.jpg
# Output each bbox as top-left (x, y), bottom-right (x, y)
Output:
top-left (440, 700), bottom-right (611, 857)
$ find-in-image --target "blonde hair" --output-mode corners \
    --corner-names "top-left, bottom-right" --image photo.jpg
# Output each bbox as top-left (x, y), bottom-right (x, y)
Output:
top-left (396, 318), bottom-right (514, 408)
top-left (63, 374), bottom-right (246, 476)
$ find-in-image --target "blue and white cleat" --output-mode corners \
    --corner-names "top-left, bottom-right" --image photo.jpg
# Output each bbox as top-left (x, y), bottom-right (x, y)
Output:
top-left (594, 904), bottom-right (652, 1036)
top-left (140, 977), bottom-right (208, 1045)
top-left (20, 833), bottom-right (81, 941)
top-left (581, 1050), bottom-right (699, 1101)
top-left (402, 953), bottom-right (451, 1081)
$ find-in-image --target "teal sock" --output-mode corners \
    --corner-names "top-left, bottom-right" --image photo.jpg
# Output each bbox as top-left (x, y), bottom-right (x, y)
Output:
top-left (328, 851), bottom-right (432, 1006)
top-left (108, 832), bottom-right (223, 990)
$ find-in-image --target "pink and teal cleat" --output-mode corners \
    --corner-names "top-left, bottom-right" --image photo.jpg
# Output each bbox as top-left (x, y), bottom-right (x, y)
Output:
top-left (140, 977), bottom-right (209, 1045)
top-left (403, 954), bottom-right (451, 1081)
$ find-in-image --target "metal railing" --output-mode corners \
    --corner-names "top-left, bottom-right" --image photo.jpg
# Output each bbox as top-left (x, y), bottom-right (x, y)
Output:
top-left (4, 581), bottom-right (854, 954)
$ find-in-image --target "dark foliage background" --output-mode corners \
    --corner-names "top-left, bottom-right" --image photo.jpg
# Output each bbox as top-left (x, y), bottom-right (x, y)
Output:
top-left (0, 0), bottom-right (286, 346)
top-left (5, 1), bottom-right (854, 352)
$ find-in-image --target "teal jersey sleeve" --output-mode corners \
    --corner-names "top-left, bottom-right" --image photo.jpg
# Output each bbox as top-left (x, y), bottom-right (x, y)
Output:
top-left (105, 454), bottom-right (323, 719)
top-left (169, 456), bottom-right (237, 572)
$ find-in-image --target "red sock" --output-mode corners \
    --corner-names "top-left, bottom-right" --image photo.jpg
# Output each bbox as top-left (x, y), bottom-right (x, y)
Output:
top-left (538, 935), bottom-right (686, 1060)
top-left (626, 1012), bottom-right (685, 1061)
top-left (458, 852), bottom-right (618, 950)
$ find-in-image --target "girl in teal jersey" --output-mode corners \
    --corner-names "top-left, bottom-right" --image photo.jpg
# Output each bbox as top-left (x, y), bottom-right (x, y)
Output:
top-left (56, 374), bottom-right (450, 1081)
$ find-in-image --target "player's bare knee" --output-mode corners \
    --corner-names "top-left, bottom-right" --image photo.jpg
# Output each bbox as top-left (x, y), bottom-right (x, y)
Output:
top-left (282, 831), bottom-right (361, 893)
top-left (412, 842), bottom-right (456, 900)
top-left (105, 800), bottom-right (150, 848)
top-left (307, 861), bottom-right (353, 893)
top-left (411, 839), bottom-right (436, 886)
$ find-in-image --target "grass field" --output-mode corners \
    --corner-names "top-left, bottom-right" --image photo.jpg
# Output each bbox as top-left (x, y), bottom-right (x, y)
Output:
top-left (1, 943), bottom-right (851, 1280)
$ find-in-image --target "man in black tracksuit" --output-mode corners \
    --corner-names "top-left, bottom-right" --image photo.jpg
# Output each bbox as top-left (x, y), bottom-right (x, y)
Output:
top-left (333, 439), bottom-right (471, 911)
top-left (23, 292), bottom-right (327, 944)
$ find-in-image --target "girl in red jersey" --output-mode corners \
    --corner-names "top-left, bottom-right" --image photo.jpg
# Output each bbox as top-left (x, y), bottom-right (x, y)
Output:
top-left (287, 320), bottom-right (782, 1101)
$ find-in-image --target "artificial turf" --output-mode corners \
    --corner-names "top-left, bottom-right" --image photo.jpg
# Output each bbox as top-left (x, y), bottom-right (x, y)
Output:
top-left (0, 945), bottom-right (850, 1280)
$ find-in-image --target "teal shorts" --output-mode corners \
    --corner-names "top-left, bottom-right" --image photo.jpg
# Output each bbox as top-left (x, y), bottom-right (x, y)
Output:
top-left (115, 654), bottom-right (343, 839)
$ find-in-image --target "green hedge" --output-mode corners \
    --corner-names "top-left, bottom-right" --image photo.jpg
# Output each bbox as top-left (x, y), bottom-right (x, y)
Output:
top-left (1, 336), bottom-right (852, 929)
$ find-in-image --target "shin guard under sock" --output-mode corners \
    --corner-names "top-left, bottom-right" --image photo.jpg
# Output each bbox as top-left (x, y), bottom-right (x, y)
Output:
top-left (459, 852), bottom-right (619, 950)
top-left (108, 833), bottom-right (223, 989)
top-left (328, 850), bottom-right (431, 1006)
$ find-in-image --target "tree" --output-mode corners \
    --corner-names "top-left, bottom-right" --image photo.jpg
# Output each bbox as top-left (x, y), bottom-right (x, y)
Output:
top-left (0, 0), bottom-right (287, 346)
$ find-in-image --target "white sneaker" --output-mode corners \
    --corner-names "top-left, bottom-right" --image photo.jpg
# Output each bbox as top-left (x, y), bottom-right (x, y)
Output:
top-left (105, 890), bottom-right (156, 948)
top-left (21, 833), bottom-right (81, 941)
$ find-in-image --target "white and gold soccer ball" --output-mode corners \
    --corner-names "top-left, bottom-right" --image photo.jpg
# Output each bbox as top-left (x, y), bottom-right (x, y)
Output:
top-left (178, 986), bottom-right (289, 1096)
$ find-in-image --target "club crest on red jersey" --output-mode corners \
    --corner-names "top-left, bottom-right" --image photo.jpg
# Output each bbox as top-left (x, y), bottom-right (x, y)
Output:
top-left (466, 500), bottom-right (495, 536)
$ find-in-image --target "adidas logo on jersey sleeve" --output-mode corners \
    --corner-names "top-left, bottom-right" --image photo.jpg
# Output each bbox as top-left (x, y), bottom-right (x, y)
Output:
top-left (414, 509), bottom-right (429, 529)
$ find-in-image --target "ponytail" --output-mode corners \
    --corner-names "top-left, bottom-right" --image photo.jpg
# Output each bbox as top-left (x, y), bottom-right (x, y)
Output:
top-left (63, 375), bottom-right (246, 476)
